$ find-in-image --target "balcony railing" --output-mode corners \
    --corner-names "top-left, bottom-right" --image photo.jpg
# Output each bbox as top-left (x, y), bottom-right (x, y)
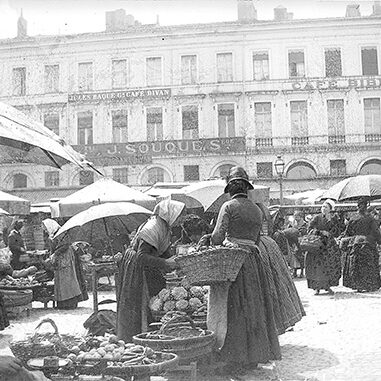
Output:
top-left (255, 137), bottom-right (273, 147)
top-left (291, 137), bottom-right (309, 146)
top-left (328, 135), bottom-right (346, 144)
top-left (365, 134), bottom-right (381, 143)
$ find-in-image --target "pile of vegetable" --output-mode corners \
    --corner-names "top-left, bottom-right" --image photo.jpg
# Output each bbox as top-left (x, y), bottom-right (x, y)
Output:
top-left (0, 276), bottom-right (40, 288)
top-left (149, 285), bottom-right (208, 315)
top-left (66, 334), bottom-right (157, 366)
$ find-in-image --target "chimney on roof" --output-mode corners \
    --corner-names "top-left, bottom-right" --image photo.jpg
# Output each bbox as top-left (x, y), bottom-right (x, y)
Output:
top-left (274, 5), bottom-right (293, 21)
top-left (372, 1), bottom-right (381, 15)
top-left (106, 9), bottom-right (137, 31)
top-left (237, 0), bottom-right (257, 23)
top-left (345, 3), bottom-right (361, 17)
top-left (156, 14), bottom-right (160, 26)
top-left (17, 9), bottom-right (27, 38)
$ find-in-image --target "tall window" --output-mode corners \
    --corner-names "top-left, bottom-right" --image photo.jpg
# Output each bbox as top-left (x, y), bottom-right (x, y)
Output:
top-left (218, 103), bottom-right (235, 138)
top-left (12, 67), bottom-right (26, 96)
top-left (45, 171), bottom-right (59, 187)
top-left (113, 168), bottom-right (128, 184)
top-left (145, 167), bottom-right (165, 185)
top-left (253, 52), bottom-right (269, 80)
top-left (217, 53), bottom-right (233, 83)
top-left (184, 165), bottom-right (199, 181)
top-left (13, 173), bottom-right (27, 189)
top-left (290, 101), bottom-right (308, 145)
top-left (146, 57), bottom-right (162, 86)
top-left (325, 48), bottom-right (342, 77)
top-left (257, 162), bottom-right (273, 178)
top-left (182, 105), bottom-right (199, 139)
top-left (112, 59), bottom-right (127, 88)
top-left (361, 47), bottom-right (379, 76)
top-left (181, 55), bottom-right (197, 85)
top-left (330, 160), bottom-right (346, 176)
top-left (78, 62), bottom-right (93, 91)
top-left (254, 102), bottom-right (272, 146)
top-left (44, 113), bottom-right (59, 136)
top-left (44, 65), bottom-right (59, 93)
top-left (146, 107), bottom-right (163, 141)
top-left (112, 109), bottom-right (128, 143)
top-left (364, 98), bottom-right (381, 136)
top-left (327, 100), bottom-right (345, 143)
top-left (79, 170), bottom-right (94, 186)
top-left (288, 50), bottom-right (305, 78)
top-left (77, 111), bottom-right (93, 145)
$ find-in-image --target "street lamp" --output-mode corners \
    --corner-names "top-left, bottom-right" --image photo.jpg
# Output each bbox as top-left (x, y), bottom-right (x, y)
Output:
top-left (274, 155), bottom-right (285, 205)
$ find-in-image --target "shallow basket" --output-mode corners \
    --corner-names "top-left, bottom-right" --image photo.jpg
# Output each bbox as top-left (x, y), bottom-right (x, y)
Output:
top-left (175, 247), bottom-right (249, 286)
top-left (133, 314), bottom-right (215, 363)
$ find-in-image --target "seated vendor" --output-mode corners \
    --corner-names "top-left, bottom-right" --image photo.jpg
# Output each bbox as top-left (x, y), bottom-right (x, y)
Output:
top-left (8, 220), bottom-right (27, 270)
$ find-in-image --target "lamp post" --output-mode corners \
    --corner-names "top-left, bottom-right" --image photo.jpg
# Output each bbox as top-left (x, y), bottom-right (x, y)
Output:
top-left (274, 155), bottom-right (285, 205)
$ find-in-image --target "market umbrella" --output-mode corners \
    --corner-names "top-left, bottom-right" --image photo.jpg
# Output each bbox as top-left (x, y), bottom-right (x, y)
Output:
top-left (320, 175), bottom-right (381, 201)
top-left (0, 207), bottom-right (9, 215)
top-left (50, 178), bottom-right (157, 217)
top-left (0, 101), bottom-right (94, 169)
top-left (53, 202), bottom-right (152, 246)
top-left (0, 190), bottom-right (30, 215)
top-left (284, 189), bottom-right (327, 205)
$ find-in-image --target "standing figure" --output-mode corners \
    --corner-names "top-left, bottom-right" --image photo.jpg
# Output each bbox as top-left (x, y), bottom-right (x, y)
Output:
top-left (116, 199), bottom-right (185, 342)
top-left (305, 200), bottom-right (342, 295)
top-left (8, 220), bottom-right (26, 270)
top-left (342, 197), bottom-right (381, 292)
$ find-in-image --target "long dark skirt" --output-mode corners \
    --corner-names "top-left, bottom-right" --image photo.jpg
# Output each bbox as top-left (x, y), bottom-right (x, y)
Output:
top-left (257, 236), bottom-right (305, 335)
top-left (305, 236), bottom-right (341, 290)
top-left (219, 246), bottom-right (281, 367)
top-left (343, 243), bottom-right (381, 291)
top-left (57, 250), bottom-right (88, 310)
top-left (0, 292), bottom-right (9, 330)
top-left (116, 248), bottom-right (165, 342)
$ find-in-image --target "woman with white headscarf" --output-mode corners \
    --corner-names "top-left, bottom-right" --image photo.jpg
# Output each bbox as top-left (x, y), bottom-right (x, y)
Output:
top-left (116, 199), bottom-right (186, 342)
top-left (305, 199), bottom-right (343, 295)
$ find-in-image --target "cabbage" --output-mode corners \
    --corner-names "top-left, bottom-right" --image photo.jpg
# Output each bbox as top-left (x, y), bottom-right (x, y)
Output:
top-left (158, 288), bottom-right (171, 302)
top-left (189, 286), bottom-right (204, 299)
top-left (175, 299), bottom-right (189, 311)
top-left (171, 286), bottom-right (188, 301)
top-left (188, 297), bottom-right (202, 310)
top-left (163, 301), bottom-right (176, 312)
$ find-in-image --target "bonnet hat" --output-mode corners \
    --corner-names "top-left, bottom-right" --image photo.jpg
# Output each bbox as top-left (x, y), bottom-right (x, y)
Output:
top-left (324, 199), bottom-right (336, 211)
top-left (224, 166), bottom-right (254, 193)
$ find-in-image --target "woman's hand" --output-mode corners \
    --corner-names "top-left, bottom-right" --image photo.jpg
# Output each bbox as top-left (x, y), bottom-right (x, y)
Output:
top-left (165, 257), bottom-right (179, 270)
top-left (0, 355), bottom-right (23, 376)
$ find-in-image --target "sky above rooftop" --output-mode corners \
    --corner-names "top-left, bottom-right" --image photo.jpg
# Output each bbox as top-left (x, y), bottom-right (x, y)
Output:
top-left (0, 0), bottom-right (376, 39)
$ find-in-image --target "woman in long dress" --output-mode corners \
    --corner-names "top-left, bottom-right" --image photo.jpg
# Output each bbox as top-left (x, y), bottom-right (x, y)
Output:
top-left (342, 197), bottom-right (381, 292)
top-left (116, 199), bottom-right (185, 342)
top-left (305, 200), bottom-right (342, 295)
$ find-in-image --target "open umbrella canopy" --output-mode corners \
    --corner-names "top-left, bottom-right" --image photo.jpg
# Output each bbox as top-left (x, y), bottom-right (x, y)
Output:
top-left (53, 202), bottom-right (152, 243)
top-left (321, 175), bottom-right (381, 201)
top-left (51, 178), bottom-right (157, 217)
top-left (284, 189), bottom-right (327, 205)
top-left (0, 190), bottom-right (30, 215)
top-left (0, 207), bottom-right (9, 215)
top-left (0, 101), bottom-right (92, 169)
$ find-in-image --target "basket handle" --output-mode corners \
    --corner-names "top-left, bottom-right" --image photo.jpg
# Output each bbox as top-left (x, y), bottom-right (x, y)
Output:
top-left (33, 318), bottom-right (59, 337)
top-left (159, 313), bottom-right (197, 334)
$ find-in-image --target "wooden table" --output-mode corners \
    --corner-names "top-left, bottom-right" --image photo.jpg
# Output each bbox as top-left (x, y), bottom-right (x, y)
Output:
top-left (89, 262), bottom-right (117, 312)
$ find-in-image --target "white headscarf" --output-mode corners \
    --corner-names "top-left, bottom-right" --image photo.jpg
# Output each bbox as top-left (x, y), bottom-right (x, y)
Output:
top-left (136, 199), bottom-right (185, 255)
top-left (42, 218), bottom-right (61, 239)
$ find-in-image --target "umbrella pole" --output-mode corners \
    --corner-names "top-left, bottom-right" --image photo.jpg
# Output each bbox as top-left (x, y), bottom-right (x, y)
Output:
top-left (102, 217), bottom-right (115, 259)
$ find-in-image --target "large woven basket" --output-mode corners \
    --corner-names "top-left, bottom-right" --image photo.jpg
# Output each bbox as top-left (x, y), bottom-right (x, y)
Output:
top-left (1, 289), bottom-right (33, 307)
top-left (175, 247), bottom-right (249, 286)
top-left (133, 314), bottom-right (215, 364)
top-left (10, 318), bottom-right (83, 364)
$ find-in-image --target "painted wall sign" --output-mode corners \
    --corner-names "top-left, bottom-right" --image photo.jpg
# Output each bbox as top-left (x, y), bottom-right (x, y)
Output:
top-left (291, 77), bottom-right (381, 91)
top-left (68, 88), bottom-right (171, 103)
top-left (73, 137), bottom-right (246, 166)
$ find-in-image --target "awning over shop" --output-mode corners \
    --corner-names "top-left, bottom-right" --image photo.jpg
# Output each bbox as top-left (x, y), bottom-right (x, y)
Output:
top-left (0, 190), bottom-right (30, 215)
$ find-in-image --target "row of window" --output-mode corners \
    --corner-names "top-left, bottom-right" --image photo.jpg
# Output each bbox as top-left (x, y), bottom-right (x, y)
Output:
top-left (11, 157), bottom-right (381, 190)
top-left (11, 46), bottom-right (380, 96)
top-left (42, 98), bottom-right (381, 145)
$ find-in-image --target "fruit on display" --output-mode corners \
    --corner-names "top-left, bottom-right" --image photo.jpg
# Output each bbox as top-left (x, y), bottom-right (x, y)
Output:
top-left (149, 285), bottom-right (208, 315)
top-left (0, 275), bottom-right (39, 288)
top-left (66, 334), bottom-right (158, 366)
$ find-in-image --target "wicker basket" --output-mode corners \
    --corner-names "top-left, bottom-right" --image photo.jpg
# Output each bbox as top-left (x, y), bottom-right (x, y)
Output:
top-left (1, 289), bottom-right (33, 307)
top-left (133, 314), bottom-right (215, 364)
top-left (175, 247), bottom-right (249, 286)
top-left (10, 318), bottom-right (83, 364)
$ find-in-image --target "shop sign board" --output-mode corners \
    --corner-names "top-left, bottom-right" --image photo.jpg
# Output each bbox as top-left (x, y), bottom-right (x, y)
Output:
top-left (291, 77), bottom-right (381, 91)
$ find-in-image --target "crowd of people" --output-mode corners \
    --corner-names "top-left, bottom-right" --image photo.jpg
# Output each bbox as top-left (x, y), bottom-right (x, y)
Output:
top-left (0, 166), bottom-right (380, 380)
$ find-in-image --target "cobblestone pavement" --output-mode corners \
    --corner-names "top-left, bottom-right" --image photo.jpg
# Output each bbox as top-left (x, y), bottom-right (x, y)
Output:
top-left (1, 281), bottom-right (381, 381)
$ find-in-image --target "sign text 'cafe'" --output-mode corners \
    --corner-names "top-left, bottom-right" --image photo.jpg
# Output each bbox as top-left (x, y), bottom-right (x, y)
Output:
top-left (291, 77), bottom-right (381, 91)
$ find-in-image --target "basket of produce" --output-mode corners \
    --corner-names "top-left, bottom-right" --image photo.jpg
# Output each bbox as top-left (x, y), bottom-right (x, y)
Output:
top-left (2, 289), bottom-right (33, 307)
top-left (133, 313), bottom-right (215, 363)
top-left (10, 318), bottom-right (84, 364)
top-left (149, 285), bottom-right (208, 322)
top-left (175, 245), bottom-right (249, 286)
top-left (0, 275), bottom-right (41, 290)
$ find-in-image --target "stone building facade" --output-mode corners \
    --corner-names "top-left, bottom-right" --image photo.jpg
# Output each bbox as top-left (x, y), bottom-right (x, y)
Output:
top-left (0, 3), bottom-right (380, 202)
